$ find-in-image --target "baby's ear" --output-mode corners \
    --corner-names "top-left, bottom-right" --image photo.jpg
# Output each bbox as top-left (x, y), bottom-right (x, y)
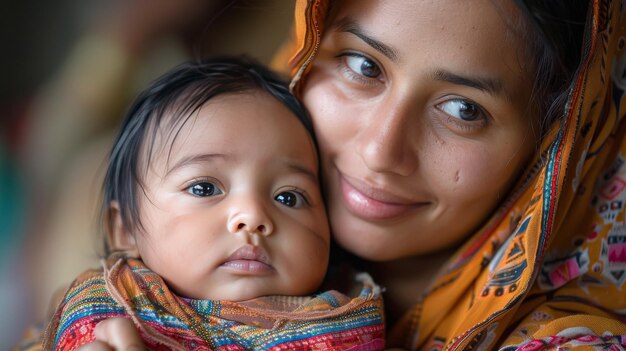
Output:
top-left (107, 201), bottom-right (140, 258)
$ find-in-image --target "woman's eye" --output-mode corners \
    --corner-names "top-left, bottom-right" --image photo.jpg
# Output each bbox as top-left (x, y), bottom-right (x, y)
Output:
top-left (187, 182), bottom-right (223, 197)
top-left (437, 99), bottom-right (483, 121)
top-left (344, 54), bottom-right (381, 79)
top-left (274, 191), bottom-right (308, 208)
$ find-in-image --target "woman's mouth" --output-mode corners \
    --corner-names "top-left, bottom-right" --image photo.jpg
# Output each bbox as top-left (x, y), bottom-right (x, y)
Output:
top-left (221, 245), bottom-right (274, 275)
top-left (339, 174), bottom-right (427, 220)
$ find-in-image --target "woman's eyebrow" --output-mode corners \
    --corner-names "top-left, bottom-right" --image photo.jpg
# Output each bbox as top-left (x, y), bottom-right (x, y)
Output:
top-left (431, 69), bottom-right (505, 98)
top-left (334, 17), bottom-right (399, 62)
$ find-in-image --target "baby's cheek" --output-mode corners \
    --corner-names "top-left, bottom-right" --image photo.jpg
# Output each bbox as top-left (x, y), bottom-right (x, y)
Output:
top-left (296, 240), bottom-right (329, 289)
top-left (300, 237), bottom-right (329, 270)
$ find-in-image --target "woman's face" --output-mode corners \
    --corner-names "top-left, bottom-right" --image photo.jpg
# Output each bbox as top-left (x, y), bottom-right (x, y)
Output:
top-left (302, 0), bottom-right (538, 261)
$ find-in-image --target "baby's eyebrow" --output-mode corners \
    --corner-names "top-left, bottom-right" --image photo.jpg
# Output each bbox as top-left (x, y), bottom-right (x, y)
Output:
top-left (165, 153), bottom-right (227, 177)
top-left (285, 161), bottom-right (318, 183)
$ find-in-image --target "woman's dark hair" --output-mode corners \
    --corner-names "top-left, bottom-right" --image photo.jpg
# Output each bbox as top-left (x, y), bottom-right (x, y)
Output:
top-left (514, 0), bottom-right (590, 136)
top-left (102, 56), bottom-right (315, 255)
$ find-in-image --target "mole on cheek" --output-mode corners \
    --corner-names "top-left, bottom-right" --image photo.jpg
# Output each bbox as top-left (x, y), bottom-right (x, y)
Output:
top-left (454, 170), bottom-right (461, 183)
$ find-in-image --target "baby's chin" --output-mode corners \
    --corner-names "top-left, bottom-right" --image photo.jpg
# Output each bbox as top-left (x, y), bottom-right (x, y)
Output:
top-left (177, 282), bottom-right (322, 302)
top-left (178, 288), bottom-right (270, 302)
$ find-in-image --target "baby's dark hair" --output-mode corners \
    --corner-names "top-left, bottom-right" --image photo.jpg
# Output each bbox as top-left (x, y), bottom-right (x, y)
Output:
top-left (101, 56), bottom-right (315, 255)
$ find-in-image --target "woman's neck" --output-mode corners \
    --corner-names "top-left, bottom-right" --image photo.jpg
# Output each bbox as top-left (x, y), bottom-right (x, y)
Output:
top-left (361, 250), bottom-right (455, 326)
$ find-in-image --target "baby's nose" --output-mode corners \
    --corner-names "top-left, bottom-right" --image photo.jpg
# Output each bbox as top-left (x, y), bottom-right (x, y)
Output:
top-left (227, 202), bottom-right (274, 237)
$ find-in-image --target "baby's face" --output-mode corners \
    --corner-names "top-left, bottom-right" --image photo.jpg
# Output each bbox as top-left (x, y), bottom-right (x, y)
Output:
top-left (133, 92), bottom-right (329, 301)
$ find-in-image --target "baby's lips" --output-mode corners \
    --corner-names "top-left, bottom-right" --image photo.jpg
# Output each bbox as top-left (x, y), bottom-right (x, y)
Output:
top-left (220, 244), bottom-right (274, 274)
top-left (225, 244), bottom-right (270, 264)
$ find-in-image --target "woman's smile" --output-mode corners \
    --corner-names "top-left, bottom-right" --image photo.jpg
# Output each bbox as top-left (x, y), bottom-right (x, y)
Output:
top-left (339, 174), bottom-right (428, 220)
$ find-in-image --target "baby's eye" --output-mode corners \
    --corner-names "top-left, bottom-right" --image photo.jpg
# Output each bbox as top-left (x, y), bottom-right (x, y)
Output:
top-left (274, 190), bottom-right (309, 208)
top-left (344, 54), bottom-right (381, 79)
top-left (437, 99), bottom-right (484, 121)
top-left (187, 182), bottom-right (223, 197)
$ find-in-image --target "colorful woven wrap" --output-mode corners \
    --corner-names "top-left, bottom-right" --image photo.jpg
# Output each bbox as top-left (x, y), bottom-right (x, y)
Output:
top-left (288, 0), bottom-right (626, 350)
top-left (42, 257), bottom-right (385, 350)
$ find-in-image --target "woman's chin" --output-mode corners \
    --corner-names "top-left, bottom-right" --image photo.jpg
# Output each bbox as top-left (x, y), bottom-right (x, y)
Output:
top-left (331, 219), bottom-right (408, 261)
top-left (330, 214), bottom-right (457, 262)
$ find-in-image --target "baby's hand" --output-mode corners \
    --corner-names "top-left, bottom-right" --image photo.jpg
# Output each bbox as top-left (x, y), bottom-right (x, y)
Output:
top-left (76, 318), bottom-right (145, 351)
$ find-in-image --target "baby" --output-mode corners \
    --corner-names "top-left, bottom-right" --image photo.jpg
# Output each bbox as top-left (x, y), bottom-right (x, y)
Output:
top-left (42, 57), bottom-right (384, 350)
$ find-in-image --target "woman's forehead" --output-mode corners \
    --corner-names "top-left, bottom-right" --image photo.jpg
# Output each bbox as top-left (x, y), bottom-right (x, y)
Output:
top-left (325, 0), bottom-right (533, 100)
top-left (327, 0), bottom-right (527, 58)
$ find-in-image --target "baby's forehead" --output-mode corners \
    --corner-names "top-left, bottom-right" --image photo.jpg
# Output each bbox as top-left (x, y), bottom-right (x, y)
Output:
top-left (138, 91), bottom-right (317, 175)
top-left (145, 91), bottom-right (270, 148)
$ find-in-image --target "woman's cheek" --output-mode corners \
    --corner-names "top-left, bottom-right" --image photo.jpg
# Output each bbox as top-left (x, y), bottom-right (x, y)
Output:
top-left (306, 89), bottom-right (356, 155)
top-left (438, 143), bottom-right (495, 199)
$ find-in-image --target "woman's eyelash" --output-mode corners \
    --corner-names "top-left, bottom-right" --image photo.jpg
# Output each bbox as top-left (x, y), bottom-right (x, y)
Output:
top-left (340, 64), bottom-right (376, 85)
top-left (335, 53), bottom-right (383, 87)
top-left (444, 115), bottom-right (488, 132)
top-left (436, 98), bottom-right (490, 132)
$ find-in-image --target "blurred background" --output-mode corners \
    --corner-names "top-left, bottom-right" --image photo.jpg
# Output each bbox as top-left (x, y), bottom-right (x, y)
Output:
top-left (0, 0), bottom-right (294, 348)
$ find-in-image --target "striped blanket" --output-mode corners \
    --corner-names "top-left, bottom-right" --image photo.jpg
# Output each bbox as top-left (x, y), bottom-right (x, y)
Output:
top-left (42, 257), bottom-right (385, 350)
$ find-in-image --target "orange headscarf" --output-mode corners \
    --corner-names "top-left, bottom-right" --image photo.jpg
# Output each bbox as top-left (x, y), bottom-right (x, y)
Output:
top-left (286, 1), bottom-right (626, 349)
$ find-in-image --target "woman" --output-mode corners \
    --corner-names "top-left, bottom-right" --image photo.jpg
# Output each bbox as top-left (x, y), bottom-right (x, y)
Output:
top-left (77, 0), bottom-right (626, 349)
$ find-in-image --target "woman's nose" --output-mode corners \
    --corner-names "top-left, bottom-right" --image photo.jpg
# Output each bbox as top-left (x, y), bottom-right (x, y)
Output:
top-left (355, 97), bottom-right (419, 176)
top-left (227, 198), bottom-right (274, 237)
